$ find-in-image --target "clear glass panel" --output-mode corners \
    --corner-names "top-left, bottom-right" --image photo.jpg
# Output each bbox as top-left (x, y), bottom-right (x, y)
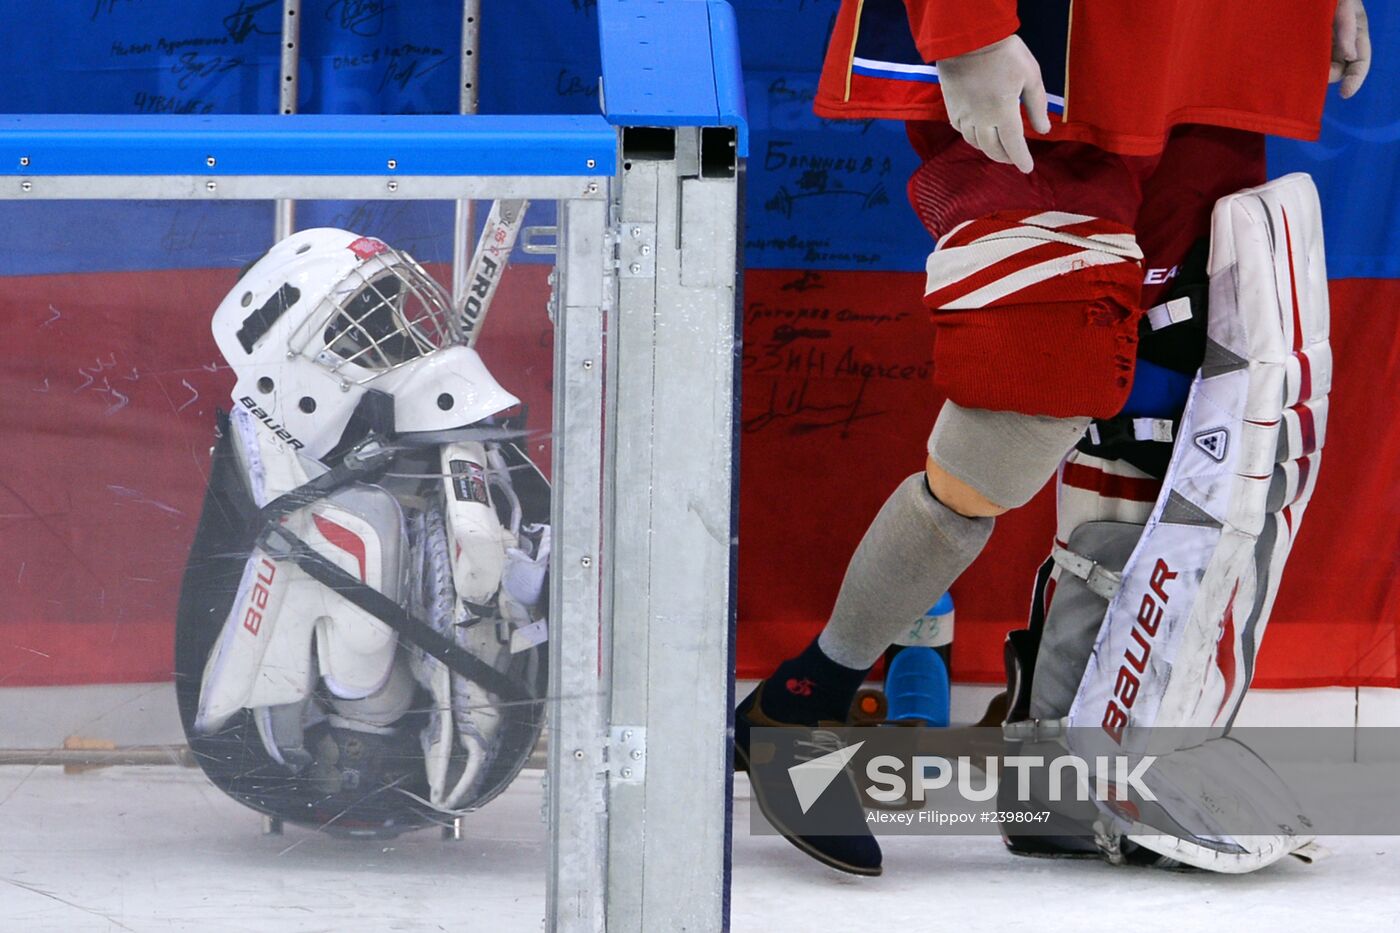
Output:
top-left (0, 197), bottom-right (572, 930)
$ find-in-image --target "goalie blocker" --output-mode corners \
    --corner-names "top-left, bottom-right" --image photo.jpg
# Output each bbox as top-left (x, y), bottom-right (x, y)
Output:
top-left (999, 174), bottom-right (1332, 873)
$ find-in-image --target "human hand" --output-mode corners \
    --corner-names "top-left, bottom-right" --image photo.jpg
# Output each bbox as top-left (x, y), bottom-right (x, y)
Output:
top-left (937, 35), bottom-right (1052, 173)
top-left (1331, 0), bottom-right (1371, 98)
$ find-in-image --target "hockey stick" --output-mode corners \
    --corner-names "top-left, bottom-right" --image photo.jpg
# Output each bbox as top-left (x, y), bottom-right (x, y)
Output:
top-left (457, 198), bottom-right (529, 347)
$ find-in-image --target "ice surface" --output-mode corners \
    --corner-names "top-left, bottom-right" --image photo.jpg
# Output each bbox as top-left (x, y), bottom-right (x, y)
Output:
top-left (0, 765), bottom-right (547, 932)
top-left (1, 765), bottom-right (1395, 932)
top-left (731, 775), bottom-right (1400, 933)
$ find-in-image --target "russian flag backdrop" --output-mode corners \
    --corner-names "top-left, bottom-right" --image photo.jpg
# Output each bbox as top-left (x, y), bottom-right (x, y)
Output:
top-left (0, 1), bottom-right (1395, 690)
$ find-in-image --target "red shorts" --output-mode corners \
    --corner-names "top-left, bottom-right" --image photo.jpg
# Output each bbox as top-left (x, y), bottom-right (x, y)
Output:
top-left (908, 123), bottom-right (1267, 417)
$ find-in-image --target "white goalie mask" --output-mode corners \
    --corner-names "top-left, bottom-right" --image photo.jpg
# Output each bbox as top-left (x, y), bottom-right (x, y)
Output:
top-left (212, 228), bottom-right (520, 460)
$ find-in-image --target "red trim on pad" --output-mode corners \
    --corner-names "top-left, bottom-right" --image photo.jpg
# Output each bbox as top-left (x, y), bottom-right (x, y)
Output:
top-left (1061, 461), bottom-right (1162, 502)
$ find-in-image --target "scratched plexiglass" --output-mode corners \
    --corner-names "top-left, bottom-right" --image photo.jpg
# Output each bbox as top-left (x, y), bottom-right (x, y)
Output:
top-left (0, 199), bottom-right (558, 928)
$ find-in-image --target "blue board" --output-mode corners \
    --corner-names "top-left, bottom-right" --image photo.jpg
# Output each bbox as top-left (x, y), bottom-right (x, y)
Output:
top-left (0, 0), bottom-right (1392, 279)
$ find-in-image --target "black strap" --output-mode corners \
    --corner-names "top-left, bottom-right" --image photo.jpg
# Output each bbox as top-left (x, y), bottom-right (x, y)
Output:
top-left (1087, 416), bottom-right (1167, 450)
top-left (257, 440), bottom-right (399, 524)
top-left (1136, 237), bottom-right (1210, 376)
top-left (252, 435), bottom-right (535, 704)
top-left (323, 390), bottom-right (397, 465)
top-left (1003, 555), bottom-right (1055, 725)
top-left (258, 523), bottom-right (534, 704)
top-left (236, 284), bottom-right (300, 354)
top-left (1076, 414), bottom-right (1176, 479)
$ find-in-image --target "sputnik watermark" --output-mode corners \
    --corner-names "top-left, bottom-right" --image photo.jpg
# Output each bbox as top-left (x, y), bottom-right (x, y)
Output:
top-left (789, 744), bottom-right (1157, 815)
top-left (865, 810), bottom-right (1050, 826)
top-left (788, 741), bottom-right (866, 814)
top-left (864, 754), bottom-right (1158, 805)
top-left (755, 726), bottom-right (1400, 837)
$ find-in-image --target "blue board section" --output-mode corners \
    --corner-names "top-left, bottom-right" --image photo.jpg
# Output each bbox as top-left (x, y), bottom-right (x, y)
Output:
top-left (0, 0), bottom-right (1393, 278)
top-left (731, 0), bottom-right (928, 270)
top-left (0, 114), bottom-right (614, 177)
top-left (0, 200), bottom-right (533, 277)
top-left (1267, 12), bottom-right (1400, 283)
top-left (598, 0), bottom-right (750, 154)
top-left (849, 0), bottom-right (1070, 110)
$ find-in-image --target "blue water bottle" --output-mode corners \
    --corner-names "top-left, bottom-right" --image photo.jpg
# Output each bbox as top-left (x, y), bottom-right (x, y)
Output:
top-left (885, 594), bottom-right (953, 726)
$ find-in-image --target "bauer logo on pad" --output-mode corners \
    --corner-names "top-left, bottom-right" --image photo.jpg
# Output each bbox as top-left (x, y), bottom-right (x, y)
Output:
top-left (1194, 428), bottom-right (1229, 462)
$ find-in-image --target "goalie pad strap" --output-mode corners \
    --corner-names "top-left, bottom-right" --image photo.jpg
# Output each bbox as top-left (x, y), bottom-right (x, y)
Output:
top-left (1145, 297), bottom-right (1193, 331)
top-left (1086, 418), bottom-right (1175, 447)
top-left (1050, 545), bottom-right (1123, 602)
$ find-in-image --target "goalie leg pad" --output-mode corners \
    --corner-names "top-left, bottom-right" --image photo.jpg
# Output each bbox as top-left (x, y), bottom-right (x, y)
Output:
top-left (1066, 174), bottom-right (1330, 745)
top-left (1036, 174), bottom-right (1331, 873)
top-left (301, 485), bottom-right (407, 701)
top-left (923, 211), bottom-right (1145, 419)
top-left (193, 481), bottom-right (407, 740)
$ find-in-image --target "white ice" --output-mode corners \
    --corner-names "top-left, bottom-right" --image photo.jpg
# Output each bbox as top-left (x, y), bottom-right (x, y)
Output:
top-left (1, 765), bottom-right (1396, 932)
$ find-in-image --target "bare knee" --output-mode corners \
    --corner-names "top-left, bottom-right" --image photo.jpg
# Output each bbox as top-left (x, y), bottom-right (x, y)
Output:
top-left (924, 456), bottom-right (1010, 518)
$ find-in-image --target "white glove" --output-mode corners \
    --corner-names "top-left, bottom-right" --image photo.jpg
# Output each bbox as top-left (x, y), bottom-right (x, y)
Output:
top-left (1331, 0), bottom-right (1371, 99)
top-left (502, 523), bottom-right (551, 609)
top-left (937, 35), bottom-right (1052, 174)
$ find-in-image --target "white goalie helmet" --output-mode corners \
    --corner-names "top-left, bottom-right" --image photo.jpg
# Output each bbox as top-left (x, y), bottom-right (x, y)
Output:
top-left (212, 228), bottom-right (520, 460)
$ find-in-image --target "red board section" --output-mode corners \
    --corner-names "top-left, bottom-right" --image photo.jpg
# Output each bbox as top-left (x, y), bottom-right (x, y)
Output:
top-left (2, 267), bottom-right (1397, 691)
top-left (0, 264), bottom-right (553, 688)
top-left (736, 272), bottom-right (1400, 689)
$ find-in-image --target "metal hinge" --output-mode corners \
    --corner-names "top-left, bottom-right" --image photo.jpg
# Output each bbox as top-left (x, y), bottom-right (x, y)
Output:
top-left (545, 268), bottom-right (560, 324)
top-left (608, 726), bottom-right (647, 784)
top-left (616, 221), bottom-right (655, 278)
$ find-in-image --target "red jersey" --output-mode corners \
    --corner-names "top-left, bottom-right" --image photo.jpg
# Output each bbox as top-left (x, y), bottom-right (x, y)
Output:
top-left (815, 0), bottom-right (1336, 156)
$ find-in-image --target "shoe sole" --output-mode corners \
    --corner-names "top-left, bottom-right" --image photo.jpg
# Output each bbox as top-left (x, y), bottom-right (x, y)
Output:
top-left (735, 741), bottom-right (883, 878)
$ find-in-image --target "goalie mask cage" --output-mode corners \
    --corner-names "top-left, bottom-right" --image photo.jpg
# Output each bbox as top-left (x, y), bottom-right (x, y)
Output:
top-left (0, 2), bottom-right (747, 931)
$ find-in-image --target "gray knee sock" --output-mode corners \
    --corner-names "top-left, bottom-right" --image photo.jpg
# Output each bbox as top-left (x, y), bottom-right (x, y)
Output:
top-left (817, 474), bottom-right (994, 670)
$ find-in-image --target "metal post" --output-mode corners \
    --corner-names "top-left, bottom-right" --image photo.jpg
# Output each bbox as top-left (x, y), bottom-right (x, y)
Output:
top-left (546, 193), bottom-right (611, 933)
top-left (274, 0), bottom-right (301, 240)
top-left (451, 0), bottom-right (482, 309)
top-left (604, 127), bottom-right (741, 931)
top-left (458, 0), bottom-right (481, 116)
